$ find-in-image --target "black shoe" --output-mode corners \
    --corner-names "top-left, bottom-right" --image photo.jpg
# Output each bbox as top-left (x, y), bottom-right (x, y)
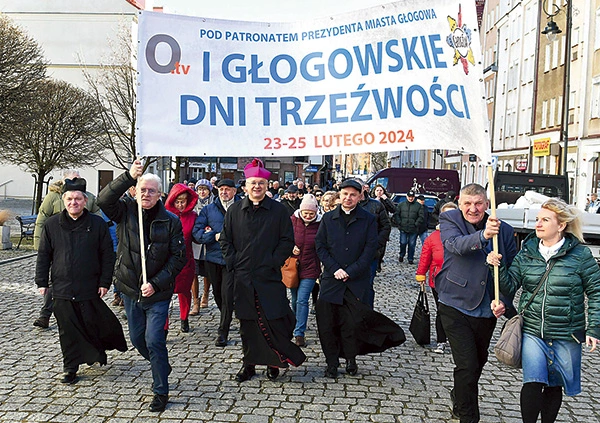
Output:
top-left (235, 364), bottom-right (256, 382)
top-left (149, 394), bottom-right (168, 412)
top-left (398, 256), bottom-right (404, 263)
top-left (408, 260), bottom-right (414, 265)
top-left (266, 366), bottom-right (280, 380)
top-left (215, 334), bottom-right (228, 347)
top-left (324, 365), bottom-right (338, 379)
top-left (33, 316), bottom-right (50, 329)
top-left (181, 319), bottom-right (189, 333)
top-left (450, 388), bottom-right (460, 419)
top-left (346, 358), bottom-right (358, 376)
top-left (60, 372), bottom-right (78, 384)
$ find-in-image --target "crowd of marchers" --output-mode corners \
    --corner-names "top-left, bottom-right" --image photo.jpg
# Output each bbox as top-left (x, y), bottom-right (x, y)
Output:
top-left (30, 160), bottom-right (599, 422)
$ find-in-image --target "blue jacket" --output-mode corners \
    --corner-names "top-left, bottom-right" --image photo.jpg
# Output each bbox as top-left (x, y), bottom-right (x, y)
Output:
top-left (436, 209), bottom-right (516, 313)
top-left (315, 205), bottom-right (378, 305)
top-left (192, 196), bottom-right (241, 265)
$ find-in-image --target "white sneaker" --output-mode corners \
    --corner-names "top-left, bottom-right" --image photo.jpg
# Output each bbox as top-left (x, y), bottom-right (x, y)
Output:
top-left (434, 342), bottom-right (447, 354)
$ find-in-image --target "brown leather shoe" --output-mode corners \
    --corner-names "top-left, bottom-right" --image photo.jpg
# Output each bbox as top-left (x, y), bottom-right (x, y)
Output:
top-left (189, 302), bottom-right (200, 316)
top-left (295, 336), bottom-right (305, 347)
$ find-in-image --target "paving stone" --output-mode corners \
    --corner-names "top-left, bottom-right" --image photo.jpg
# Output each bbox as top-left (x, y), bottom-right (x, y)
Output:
top-left (1, 228), bottom-right (599, 422)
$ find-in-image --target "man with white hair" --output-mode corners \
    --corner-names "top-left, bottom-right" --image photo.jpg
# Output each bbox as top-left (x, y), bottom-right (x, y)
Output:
top-left (98, 160), bottom-right (186, 412)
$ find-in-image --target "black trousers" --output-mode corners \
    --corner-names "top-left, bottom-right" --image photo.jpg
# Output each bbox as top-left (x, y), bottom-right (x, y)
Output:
top-left (316, 293), bottom-right (358, 368)
top-left (439, 303), bottom-right (496, 423)
top-left (205, 261), bottom-right (234, 337)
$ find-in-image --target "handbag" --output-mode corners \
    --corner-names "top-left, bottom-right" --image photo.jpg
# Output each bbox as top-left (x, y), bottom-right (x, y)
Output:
top-left (494, 260), bottom-right (556, 368)
top-left (409, 284), bottom-right (430, 346)
top-left (281, 256), bottom-right (299, 289)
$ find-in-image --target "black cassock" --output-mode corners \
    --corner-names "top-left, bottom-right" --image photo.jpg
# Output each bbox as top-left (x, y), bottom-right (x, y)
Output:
top-left (54, 297), bottom-right (127, 372)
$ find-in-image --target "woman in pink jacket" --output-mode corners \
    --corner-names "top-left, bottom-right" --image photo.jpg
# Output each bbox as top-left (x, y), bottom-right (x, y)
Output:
top-left (165, 183), bottom-right (199, 333)
top-left (415, 202), bottom-right (457, 353)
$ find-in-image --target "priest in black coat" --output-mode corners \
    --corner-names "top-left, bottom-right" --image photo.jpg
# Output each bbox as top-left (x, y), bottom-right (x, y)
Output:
top-left (35, 178), bottom-right (126, 385)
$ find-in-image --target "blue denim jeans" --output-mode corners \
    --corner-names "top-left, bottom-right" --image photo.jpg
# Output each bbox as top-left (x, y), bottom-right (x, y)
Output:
top-left (122, 296), bottom-right (171, 395)
top-left (399, 231), bottom-right (418, 262)
top-left (290, 278), bottom-right (316, 337)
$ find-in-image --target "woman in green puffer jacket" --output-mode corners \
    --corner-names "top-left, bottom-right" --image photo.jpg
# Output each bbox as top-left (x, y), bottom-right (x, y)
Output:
top-left (487, 198), bottom-right (600, 423)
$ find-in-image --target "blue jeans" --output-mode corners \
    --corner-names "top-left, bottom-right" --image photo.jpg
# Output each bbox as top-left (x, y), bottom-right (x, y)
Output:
top-left (418, 231), bottom-right (428, 246)
top-left (122, 296), bottom-right (171, 395)
top-left (290, 278), bottom-right (316, 337)
top-left (399, 231), bottom-right (418, 262)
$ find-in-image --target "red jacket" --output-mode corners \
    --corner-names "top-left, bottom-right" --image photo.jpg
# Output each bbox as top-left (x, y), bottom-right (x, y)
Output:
top-left (291, 211), bottom-right (321, 280)
top-left (165, 183), bottom-right (199, 293)
top-left (416, 229), bottom-right (444, 289)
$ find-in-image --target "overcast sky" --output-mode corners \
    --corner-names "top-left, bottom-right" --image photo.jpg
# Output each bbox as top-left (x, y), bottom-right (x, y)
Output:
top-left (156, 0), bottom-right (392, 22)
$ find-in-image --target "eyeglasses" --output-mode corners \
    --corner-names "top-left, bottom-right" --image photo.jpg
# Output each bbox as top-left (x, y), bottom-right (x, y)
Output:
top-left (140, 188), bottom-right (158, 195)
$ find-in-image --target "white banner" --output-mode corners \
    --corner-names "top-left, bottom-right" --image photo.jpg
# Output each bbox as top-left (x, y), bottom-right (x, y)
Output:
top-left (136, 0), bottom-right (491, 162)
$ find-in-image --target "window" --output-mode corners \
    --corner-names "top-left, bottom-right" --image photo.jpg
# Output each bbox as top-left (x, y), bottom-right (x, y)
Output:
top-left (550, 98), bottom-right (556, 127)
top-left (541, 100), bottom-right (548, 129)
top-left (545, 44), bottom-right (551, 72)
top-left (552, 38), bottom-right (559, 69)
top-left (591, 78), bottom-right (600, 119)
top-left (595, 8), bottom-right (600, 50)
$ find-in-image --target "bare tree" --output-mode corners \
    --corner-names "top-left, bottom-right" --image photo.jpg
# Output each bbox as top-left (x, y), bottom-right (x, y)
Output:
top-left (0, 15), bottom-right (47, 130)
top-left (81, 25), bottom-right (137, 170)
top-left (370, 152), bottom-right (389, 172)
top-left (0, 79), bottom-right (105, 212)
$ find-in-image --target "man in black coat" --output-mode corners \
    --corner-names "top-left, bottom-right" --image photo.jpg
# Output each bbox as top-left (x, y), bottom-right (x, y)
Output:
top-left (220, 158), bottom-right (305, 383)
top-left (280, 184), bottom-right (301, 215)
top-left (35, 178), bottom-right (126, 385)
top-left (98, 160), bottom-right (186, 413)
top-left (315, 179), bottom-right (379, 378)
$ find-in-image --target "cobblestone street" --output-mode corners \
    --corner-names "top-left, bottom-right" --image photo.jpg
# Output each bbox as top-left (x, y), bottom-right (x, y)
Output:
top-left (0, 229), bottom-right (599, 422)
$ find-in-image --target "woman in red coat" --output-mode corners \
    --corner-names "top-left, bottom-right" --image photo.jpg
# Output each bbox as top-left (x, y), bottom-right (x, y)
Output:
top-left (165, 183), bottom-right (199, 332)
top-left (415, 202), bottom-right (457, 353)
top-left (290, 194), bottom-right (322, 347)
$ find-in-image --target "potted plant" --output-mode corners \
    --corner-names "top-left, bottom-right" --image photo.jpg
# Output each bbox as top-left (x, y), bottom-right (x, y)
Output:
top-left (0, 210), bottom-right (12, 250)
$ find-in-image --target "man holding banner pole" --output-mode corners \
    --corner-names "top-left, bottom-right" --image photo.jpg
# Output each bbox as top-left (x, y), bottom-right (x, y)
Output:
top-left (98, 159), bottom-right (186, 412)
top-left (434, 183), bottom-right (516, 423)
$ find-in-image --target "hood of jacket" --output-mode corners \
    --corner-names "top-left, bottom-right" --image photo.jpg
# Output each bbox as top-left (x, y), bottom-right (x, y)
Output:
top-left (48, 180), bottom-right (65, 194)
top-left (165, 183), bottom-right (199, 215)
top-left (292, 208), bottom-right (323, 223)
top-left (520, 230), bottom-right (580, 259)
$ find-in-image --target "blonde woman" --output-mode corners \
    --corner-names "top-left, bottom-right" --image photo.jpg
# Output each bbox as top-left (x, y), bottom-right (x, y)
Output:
top-left (488, 198), bottom-right (600, 423)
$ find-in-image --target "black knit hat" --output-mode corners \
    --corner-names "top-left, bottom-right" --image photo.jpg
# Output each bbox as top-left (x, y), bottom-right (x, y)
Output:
top-left (63, 178), bottom-right (86, 194)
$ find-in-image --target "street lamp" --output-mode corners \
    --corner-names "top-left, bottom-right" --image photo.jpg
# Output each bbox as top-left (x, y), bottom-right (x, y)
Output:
top-left (541, 0), bottom-right (572, 202)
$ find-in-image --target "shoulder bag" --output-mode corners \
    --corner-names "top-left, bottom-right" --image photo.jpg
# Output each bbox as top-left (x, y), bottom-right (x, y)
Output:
top-left (409, 284), bottom-right (430, 346)
top-left (281, 256), bottom-right (299, 289)
top-left (494, 260), bottom-right (556, 368)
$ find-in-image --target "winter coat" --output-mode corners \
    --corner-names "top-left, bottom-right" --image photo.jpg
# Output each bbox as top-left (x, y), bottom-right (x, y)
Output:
top-left (192, 194), bottom-right (214, 260)
top-left (436, 209), bottom-right (517, 312)
top-left (416, 229), bottom-right (443, 289)
top-left (290, 210), bottom-right (321, 279)
top-left (392, 200), bottom-right (423, 233)
top-left (359, 197), bottom-right (391, 260)
top-left (315, 205), bottom-right (378, 305)
top-left (165, 183), bottom-right (199, 294)
top-left (193, 195), bottom-right (241, 265)
top-left (33, 179), bottom-right (101, 249)
top-left (281, 197), bottom-right (301, 216)
top-left (377, 196), bottom-right (396, 214)
top-left (498, 232), bottom-right (600, 341)
top-left (97, 171), bottom-right (186, 304)
top-left (220, 196), bottom-right (294, 320)
top-left (35, 209), bottom-right (115, 301)
top-left (418, 206), bottom-right (430, 234)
